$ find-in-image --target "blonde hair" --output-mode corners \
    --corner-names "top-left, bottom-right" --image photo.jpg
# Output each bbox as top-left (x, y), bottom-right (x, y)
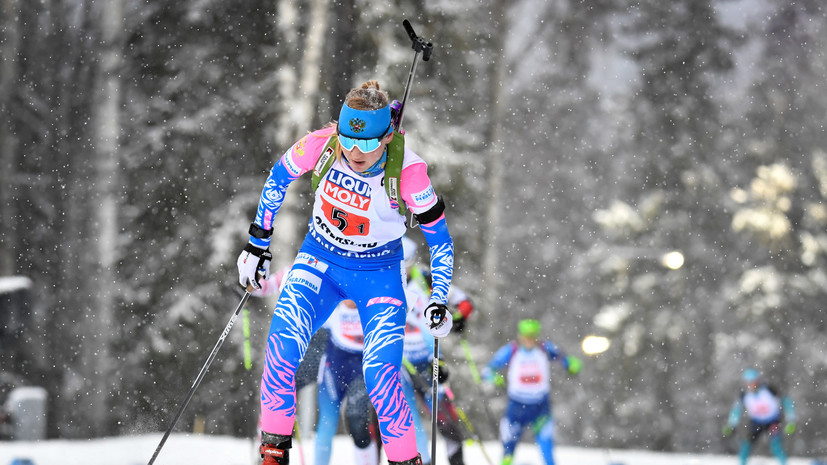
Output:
top-left (331, 80), bottom-right (390, 163)
top-left (344, 80), bottom-right (389, 111)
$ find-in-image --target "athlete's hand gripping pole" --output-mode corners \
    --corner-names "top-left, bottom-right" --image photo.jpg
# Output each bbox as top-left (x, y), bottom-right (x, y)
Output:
top-left (146, 282), bottom-right (256, 465)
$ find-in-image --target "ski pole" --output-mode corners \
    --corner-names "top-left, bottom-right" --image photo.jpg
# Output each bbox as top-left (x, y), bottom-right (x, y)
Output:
top-left (394, 20), bottom-right (433, 132)
top-left (445, 387), bottom-right (495, 465)
top-left (431, 338), bottom-right (440, 465)
top-left (293, 416), bottom-right (307, 465)
top-left (460, 339), bottom-right (482, 385)
top-left (147, 288), bottom-right (253, 465)
top-left (460, 338), bottom-right (499, 439)
top-left (242, 307), bottom-right (253, 371)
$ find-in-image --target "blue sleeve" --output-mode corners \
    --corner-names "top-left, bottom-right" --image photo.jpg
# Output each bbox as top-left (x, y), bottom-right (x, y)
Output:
top-left (782, 396), bottom-right (795, 422)
top-left (484, 343), bottom-right (514, 378)
top-left (541, 341), bottom-right (561, 361)
top-left (420, 217), bottom-right (453, 305)
top-left (249, 157), bottom-right (300, 247)
top-left (727, 398), bottom-right (744, 427)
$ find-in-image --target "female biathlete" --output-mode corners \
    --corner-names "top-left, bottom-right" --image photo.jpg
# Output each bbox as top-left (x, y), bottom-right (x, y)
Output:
top-left (236, 81), bottom-right (454, 465)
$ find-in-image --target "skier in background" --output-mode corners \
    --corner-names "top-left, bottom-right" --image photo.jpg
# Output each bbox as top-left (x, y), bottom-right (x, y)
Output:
top-left (236, 80), bottom-right (454, 465)
top-left (401, 236), bottom-right (473, 465)
top-left (722, 368), bottom-right (796, 465)
top-left (482, 319), bottom-right (582, 465)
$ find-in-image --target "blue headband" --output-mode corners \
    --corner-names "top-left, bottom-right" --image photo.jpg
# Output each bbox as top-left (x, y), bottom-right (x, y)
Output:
top-left (338, 102), bottom-right (392, 139)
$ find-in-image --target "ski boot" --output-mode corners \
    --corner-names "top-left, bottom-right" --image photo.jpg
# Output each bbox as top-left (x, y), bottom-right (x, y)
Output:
top-left (260, 432), bottom-right (291, 465)
top-left (388, 453), bottom-right (423, 465)
top-left (448, 449), bottom-right (464, 465)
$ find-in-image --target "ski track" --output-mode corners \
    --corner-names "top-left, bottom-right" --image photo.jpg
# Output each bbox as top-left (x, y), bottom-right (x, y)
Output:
top-left (0, 434), bottom-right (815, 465)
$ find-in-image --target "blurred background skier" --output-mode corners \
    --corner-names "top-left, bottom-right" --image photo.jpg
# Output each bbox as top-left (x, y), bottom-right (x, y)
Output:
top-left (722, 368), bottom-right (796, 465)
top-left (401, 236), bottom-right (474, 465)
top-left (482, 319), bottom-right (581, 465)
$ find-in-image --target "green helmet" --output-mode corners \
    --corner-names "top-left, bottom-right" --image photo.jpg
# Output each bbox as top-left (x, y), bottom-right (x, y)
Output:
top-left (518, 319), bottom-right (541, 338)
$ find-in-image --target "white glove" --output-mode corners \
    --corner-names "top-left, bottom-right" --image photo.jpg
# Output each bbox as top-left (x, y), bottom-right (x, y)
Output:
top-left (237, 243), bottom-right (272, 290)
top-left (424, 302), bottom-right (452, 338)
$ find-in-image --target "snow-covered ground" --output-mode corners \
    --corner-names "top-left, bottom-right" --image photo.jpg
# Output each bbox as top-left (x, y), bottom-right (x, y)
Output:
top-left (0, 434), bottom-right (817, 465)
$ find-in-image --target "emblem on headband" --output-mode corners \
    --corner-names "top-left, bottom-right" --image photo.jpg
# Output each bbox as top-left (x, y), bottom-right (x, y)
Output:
top-left (349, 118), bottom-right (366, 134)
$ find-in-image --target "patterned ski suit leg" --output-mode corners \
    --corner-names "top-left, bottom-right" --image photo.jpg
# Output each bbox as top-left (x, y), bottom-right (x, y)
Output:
top-left (260, 263), bottom-right (341, 436)
top-left (401, 372), bottom-right (431, 464)
top-left (352, 267), bottom-right (417, 462)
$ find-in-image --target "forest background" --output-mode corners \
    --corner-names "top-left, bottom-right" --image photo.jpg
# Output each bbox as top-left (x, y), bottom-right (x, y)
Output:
top-left (1, 0), bottom-right (826, 458)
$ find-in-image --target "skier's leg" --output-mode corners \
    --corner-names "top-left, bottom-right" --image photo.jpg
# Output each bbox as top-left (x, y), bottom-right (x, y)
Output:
top-left (294, 328), bottom-right (329, 392)
top-left (445, 440), bottom-right (464, 465)
top-left (533, 414), bottom-right (555, 465)
top-left (499, 414), bottom-right (522, 465)
top-left (353, 439), bottom-right (379, 465)
top-left (738, 439), bottom-right (751, 465)
top-left (346, 378), bottom-right (379, 465)
top-left (361, 316), bottom-right (417, 462)
top-left (313, 358), bottom-right (343, 465)
top-left (387, 456), bottom-right (423, 465)
top-left (401, 369), bottom-right (431, 464)
top-left (768, 424), bottom-right (788, 465)
top-left (260, 263), bottom-right (340, 463)
top-left (352, 266), bottom-right (418, 463)
top-left (261, 432), bottom-right (293, 465)
top-left (436, 394), bottom-right (465, 465)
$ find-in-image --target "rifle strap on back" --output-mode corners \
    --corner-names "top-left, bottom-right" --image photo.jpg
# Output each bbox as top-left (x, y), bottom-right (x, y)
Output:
top-left (311, 138), bottom-right (339, 192)
top-left (385, 131), bottom-right (406, 215)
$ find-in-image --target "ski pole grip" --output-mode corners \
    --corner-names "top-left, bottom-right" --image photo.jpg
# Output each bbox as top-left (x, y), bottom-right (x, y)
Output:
top-left (403, 19), bottom-right (433, 61)
top-left (245, 271), bottom-right (265, 293)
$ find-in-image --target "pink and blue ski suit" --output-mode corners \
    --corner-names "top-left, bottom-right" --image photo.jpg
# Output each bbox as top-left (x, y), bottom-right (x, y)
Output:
top-left (249, 124), bottom-right (453, 462)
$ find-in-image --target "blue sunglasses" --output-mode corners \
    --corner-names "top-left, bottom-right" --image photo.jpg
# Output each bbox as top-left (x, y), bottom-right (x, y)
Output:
top-left (337, 123), bottom-right (393, 152)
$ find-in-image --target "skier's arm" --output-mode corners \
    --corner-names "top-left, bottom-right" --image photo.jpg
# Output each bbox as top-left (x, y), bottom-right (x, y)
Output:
top-left (782, 396), bottom-right (795, 423)
top-left (542, 341), bottom-right (582, 375)
top-left (447, 286), bottom-right (474, 333)
top-left (238, 132), bottom-right (328, 289)
top-left (249, 132), bottom-right (324, 247)
top-left (482, 343), bottom-right (514, 384)
top-left (420, 217), bottom-right (452, 306)
top-left (248, 159), bottom-right (297, 248)
top-left (727, 397), bottom-right (744, 427)
top-left (401, 162), bottom-right (453, 306)
top-left (541, 341), bottom-right (561, 361)
top-left (783, 395), bottom-right (797, 434)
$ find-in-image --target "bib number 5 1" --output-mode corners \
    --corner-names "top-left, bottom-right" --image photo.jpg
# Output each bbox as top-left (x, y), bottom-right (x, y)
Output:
top-left (322, 200), bottom-right (369, 236)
